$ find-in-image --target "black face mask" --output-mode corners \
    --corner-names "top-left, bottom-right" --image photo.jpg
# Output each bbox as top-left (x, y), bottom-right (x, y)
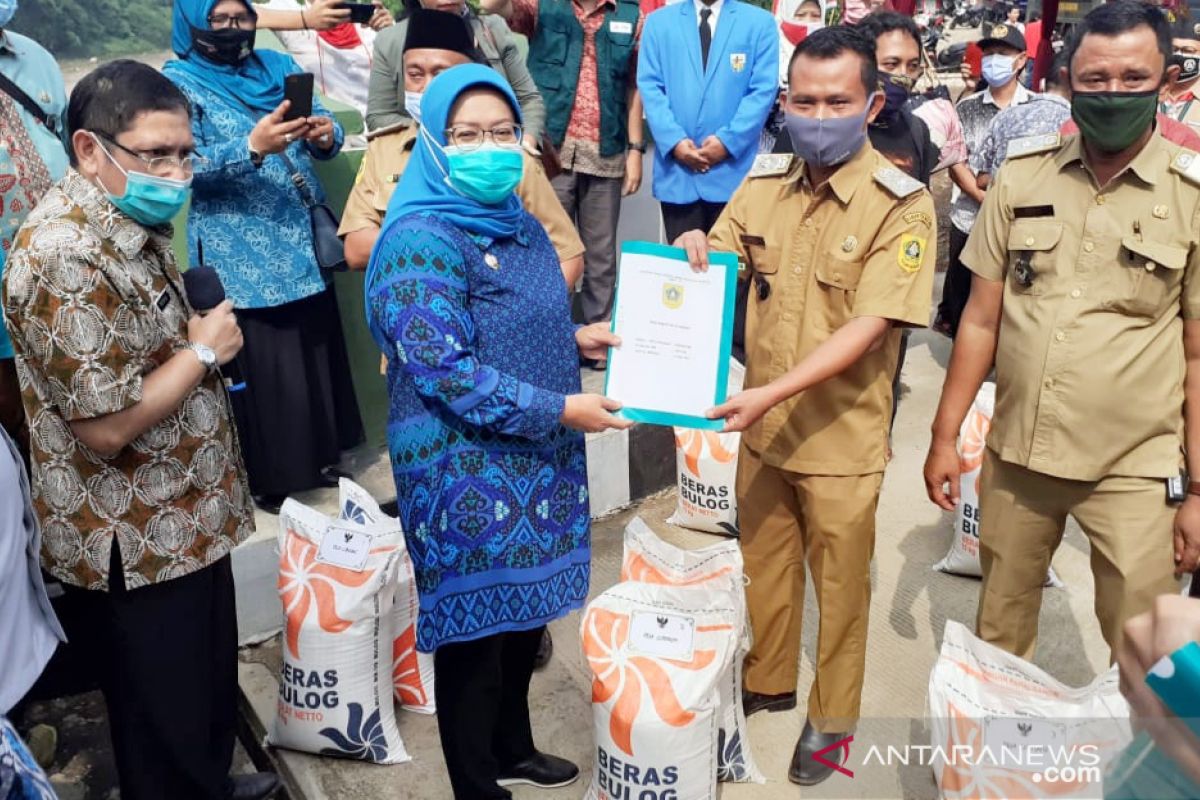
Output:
top-left (191, 25), bottom-right (256, 66)
top-left (1172, 52), bottom-right (1200, 83)
top-left (876, 73), bottom-right (914, 123)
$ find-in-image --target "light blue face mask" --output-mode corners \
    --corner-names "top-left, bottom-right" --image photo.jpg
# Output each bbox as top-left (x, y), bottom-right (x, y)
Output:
top-left (981, 54), bottom-right (1018, 87)
top-left (94, 135), bottom-right (192, 227)
top-left (0, 0), bottom-right (17, 28)
top-left (421, 126), bottom-right (523, 205)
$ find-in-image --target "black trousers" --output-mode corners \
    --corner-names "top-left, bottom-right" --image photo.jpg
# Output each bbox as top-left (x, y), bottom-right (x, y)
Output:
top-left (936, 225), bottom-right (973, 337)
top-left (434, 626), bottom-right (545, 799)
top-left (60, 545), bottom-right (238, 800)
top-left (661, 200), bottom-right (727, 245)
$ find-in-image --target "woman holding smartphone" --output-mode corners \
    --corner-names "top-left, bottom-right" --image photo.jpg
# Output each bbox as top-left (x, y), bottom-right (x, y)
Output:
top-left (165, 0), bottom-right (364, 514)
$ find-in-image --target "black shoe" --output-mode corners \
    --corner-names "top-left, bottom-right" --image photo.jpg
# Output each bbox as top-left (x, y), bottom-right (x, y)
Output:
top-left (741, 689), bottom-right (796, 717)
top-left (497, 752), bottom-right (580, 789)
top-left (319, 464), bottom-right (352, 487)
top-left (533, 628), bottom-right (553, 670)
top-left (227, 772), bottom-right (281, 800)
top-left (379, 499), bottom-right (399, 517)
top-left (253, 494), bottom-right (287, 515)
top-left (789, 720), bottom-right (851, 786)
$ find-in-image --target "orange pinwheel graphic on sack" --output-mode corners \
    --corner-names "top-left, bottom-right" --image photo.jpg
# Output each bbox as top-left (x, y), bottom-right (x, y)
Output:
top-left (278, 533), bottom-right (376, 659)
top-left (958, 407), bottom-right (992, 494)
top-left (583, 607), bottom-right (718, 757)
top-left (392, 626), bottom-right (428, 707)
top-left (620, 551), bottom-right (734, 587)
top-left (675, 429), bottom-right (736, 477)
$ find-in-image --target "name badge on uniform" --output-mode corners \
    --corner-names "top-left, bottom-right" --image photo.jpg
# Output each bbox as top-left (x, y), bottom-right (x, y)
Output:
top-left (730, 53), bottom-right (747, 72)
top-left (610, 20), bottom-right (633, 34)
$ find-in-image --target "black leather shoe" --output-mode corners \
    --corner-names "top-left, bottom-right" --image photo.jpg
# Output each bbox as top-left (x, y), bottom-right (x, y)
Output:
top-left (253, 494), bottom-right (286, 515)
top-left (227, 772), bottom-right (282, 800)
top-left (789, 720), bottom-right (850, 786)
top-left (741, 689), bottom-right (796, 717)
top-left (379, 499), bottom-right (399, 517)
top-left (533, 628), bottom-right (553, 670)
top-left (497, 752), bottom-right (580, 788)
top-left (319, 464), bottom-right (352, 487)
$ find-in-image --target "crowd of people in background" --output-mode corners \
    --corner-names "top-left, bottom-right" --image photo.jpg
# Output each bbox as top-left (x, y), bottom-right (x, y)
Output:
top-left (2, 0), bottom-right (1200, 797)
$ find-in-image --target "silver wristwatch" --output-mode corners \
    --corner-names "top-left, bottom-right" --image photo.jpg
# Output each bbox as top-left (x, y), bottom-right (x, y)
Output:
top-left (186, 342), bottom-right (218, 371)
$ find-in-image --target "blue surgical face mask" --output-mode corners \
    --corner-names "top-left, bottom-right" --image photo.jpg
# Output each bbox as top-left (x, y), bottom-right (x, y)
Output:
top-left (981, 53), bottom-right (1018, 86)
top-left (94, 135), bottom-right (192, 227)
top-left (784, 93), bottom-right (875, 167)
top-left (0, 0), bottom-right (17, 28)
top-left (422, 126), bottom-right (523, 204)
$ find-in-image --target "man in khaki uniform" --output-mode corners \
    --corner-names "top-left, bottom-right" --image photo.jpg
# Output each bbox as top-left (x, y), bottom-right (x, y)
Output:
top-left (339, 8), bottom-right (583, 280)
top-left (925, 0), bottom-right (1200, 662)
top-left (677, 26), bottom-right (936, 786)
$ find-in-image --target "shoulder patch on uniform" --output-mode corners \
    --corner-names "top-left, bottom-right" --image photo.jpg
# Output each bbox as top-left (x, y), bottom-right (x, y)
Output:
top-left (749, 153), bottom-right (793, 178)
top-left (898, 234), bottom-right (926, 273)
top-left (1170, 150), bottom-right (1200, 185)
top-left (1005, 133), bottom-right (1061, 159)
top-left (873, 166), bottom-right (923, 198)
top-left (903, 210), bottom-right (933, 228)
top-left (354, 152), bottom-right (369, 185)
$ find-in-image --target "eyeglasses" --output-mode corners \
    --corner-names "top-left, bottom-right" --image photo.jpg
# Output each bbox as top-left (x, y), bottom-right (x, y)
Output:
top-left (443, 123), bottom-right (523, 151)
top-left (208, 13), bottom-right (256, 29)
top-left (95, 133), bottom-right (205, 177)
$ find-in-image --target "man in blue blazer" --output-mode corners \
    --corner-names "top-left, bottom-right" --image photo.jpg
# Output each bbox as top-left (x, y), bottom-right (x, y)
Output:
top-left (637, 0), bottom-right (779, 241)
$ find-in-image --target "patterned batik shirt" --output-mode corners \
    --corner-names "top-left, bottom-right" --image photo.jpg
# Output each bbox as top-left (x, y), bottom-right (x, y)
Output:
top-left (970, 93), bottom-right (1071, 178)
top-left (949, 84), bottom-right (1032, 234)
top-left (1, 171), bottom-right (255, 591)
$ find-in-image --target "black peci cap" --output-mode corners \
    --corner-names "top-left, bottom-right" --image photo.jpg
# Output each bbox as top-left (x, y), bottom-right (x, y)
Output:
top-left (979, 20), bottom-right (1026, 52)
top-left (403, 8), bottom-right (477, 57)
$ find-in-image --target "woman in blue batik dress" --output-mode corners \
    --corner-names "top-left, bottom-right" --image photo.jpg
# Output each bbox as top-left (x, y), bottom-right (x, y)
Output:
top-left (365, 64), bottom-right (629, 800)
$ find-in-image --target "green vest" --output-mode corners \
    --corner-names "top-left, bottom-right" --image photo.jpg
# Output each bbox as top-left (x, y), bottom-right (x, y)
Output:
top-left (525, 0), bottom-right (640, 158)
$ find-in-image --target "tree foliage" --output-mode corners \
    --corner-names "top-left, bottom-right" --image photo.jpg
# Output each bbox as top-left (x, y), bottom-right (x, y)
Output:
top-left (8, 0), bottom-right (173, 58)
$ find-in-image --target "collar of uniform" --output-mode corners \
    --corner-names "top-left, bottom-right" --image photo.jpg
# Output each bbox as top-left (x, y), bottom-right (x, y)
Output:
top-left (982, 82), bottom-right (1031, 108)
top-left (64, 170), bottom-right (167, 259)
top-left (823, 141), bottom-right (876, 204)
top-left (1053, 127), bottom-right (1166, 186)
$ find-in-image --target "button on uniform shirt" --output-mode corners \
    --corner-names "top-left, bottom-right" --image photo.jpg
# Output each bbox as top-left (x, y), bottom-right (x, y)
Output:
top-left (509, 0), bottom-right (644, 178)
top-left (708, 146), bottom-right (937, 475)
top-left (0, 30), bottom-right (69, 359)
top-left (950, 84), bottom-right (1032, 234)
top-left (1, 172), bottom-right (256, 590)
top-left (962, 132), bottom-right (1200, 481)
top-left (970, 92), bottom-right (1071, 177)
top-left (338, 124), bottom-right (585, 263)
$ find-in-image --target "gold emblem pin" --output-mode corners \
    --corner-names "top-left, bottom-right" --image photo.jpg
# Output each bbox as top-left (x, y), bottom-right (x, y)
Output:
top-left (991, 23), bottom-right (1008, 37)
top-left (1153, 205), bottom-right (1170, 219)
top-left (841, 236), bottom-right (858, 253)
top-left (484, 253), bottom-right (500, 270)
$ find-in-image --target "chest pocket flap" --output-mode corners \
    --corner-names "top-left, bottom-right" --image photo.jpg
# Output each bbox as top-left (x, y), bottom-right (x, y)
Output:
top-left (815, 254), bottom-right (862, 290)
top-left (1006, 220), bottom-right (1064, 252)
top-left (1120, 237), bottom-right (1188, 271)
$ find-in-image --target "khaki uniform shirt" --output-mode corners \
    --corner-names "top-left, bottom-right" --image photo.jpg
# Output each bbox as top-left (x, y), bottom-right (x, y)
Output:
top-left (709, 145), bottom-right (937, 476)
top-left (962, 132), bottom-right (1200, 481)
top-left (338, 123), bottom-right (585, 264)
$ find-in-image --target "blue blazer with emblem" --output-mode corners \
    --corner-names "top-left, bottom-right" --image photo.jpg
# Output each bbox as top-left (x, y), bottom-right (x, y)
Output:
top-left (637, 0), bottom-right (778, 205)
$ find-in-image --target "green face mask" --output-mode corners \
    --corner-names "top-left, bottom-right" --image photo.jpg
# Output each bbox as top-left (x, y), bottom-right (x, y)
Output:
top-left (1070, 89), bottom-right (1159, 153)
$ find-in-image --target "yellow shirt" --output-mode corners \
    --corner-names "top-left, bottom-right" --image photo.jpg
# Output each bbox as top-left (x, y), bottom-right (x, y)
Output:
top-left (709, 145), bottom-right (937, 475)
top-left (338, 123), bottom-right (585, 263)
top-left (962, 132), bottom-right (1200, 481)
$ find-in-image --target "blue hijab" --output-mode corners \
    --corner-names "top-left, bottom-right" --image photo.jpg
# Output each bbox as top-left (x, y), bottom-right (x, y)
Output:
top-left (162, 0), bottom-right (293, 113)
top-left (378, 64), bottom-right (526, 244)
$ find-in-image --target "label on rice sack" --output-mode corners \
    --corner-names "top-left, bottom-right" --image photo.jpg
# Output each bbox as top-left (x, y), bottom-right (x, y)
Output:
top-left (270, 498), bottom-right (410, 763)
top-left (668, 360), bottom-right (744, 537)
top-left (928, 621), bottom-right (1131, 800)
top-left (619, 517), bottom-right (763, 783)
top-left (583, 580), bottom-right (739, 800)
top-left (338, 479), bottom-right (436, 715)
top-left (933, 384), bottom-right (1061, 587)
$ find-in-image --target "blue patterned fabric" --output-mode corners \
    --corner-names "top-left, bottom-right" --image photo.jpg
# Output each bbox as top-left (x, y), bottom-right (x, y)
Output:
top-left (0, 718), bottom-right (55, 800)
top-left (366, 210), bottom-right (588, 651)
top-left (164, 57), bottom-right (343, 309)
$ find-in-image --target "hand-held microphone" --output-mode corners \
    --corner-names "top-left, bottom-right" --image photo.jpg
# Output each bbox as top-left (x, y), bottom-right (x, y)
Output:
top-left (182, 266), bottom-right (246, 393)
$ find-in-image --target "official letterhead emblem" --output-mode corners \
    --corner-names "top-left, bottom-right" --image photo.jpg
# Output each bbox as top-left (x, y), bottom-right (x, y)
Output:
top-left (662, 283), bottom-right (685, 309)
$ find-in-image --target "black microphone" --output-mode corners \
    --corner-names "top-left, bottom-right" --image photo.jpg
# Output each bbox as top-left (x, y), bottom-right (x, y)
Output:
top-left (182, 265), bottom-right (246, 394)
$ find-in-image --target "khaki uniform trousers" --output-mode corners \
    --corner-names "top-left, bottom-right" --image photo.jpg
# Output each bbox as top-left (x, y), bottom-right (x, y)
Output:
top-left (977, 450), bottom-right (1180, 660)
top-left (738, 443), bottom-right (883, 734)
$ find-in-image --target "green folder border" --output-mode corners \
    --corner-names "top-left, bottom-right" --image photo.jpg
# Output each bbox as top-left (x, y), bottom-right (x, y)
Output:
top-left (603, 241), bottom-right (738, 431)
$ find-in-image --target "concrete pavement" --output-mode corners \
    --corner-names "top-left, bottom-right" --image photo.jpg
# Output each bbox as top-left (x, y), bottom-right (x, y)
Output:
top-left (237, 323), bottom-right (1114, 800)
